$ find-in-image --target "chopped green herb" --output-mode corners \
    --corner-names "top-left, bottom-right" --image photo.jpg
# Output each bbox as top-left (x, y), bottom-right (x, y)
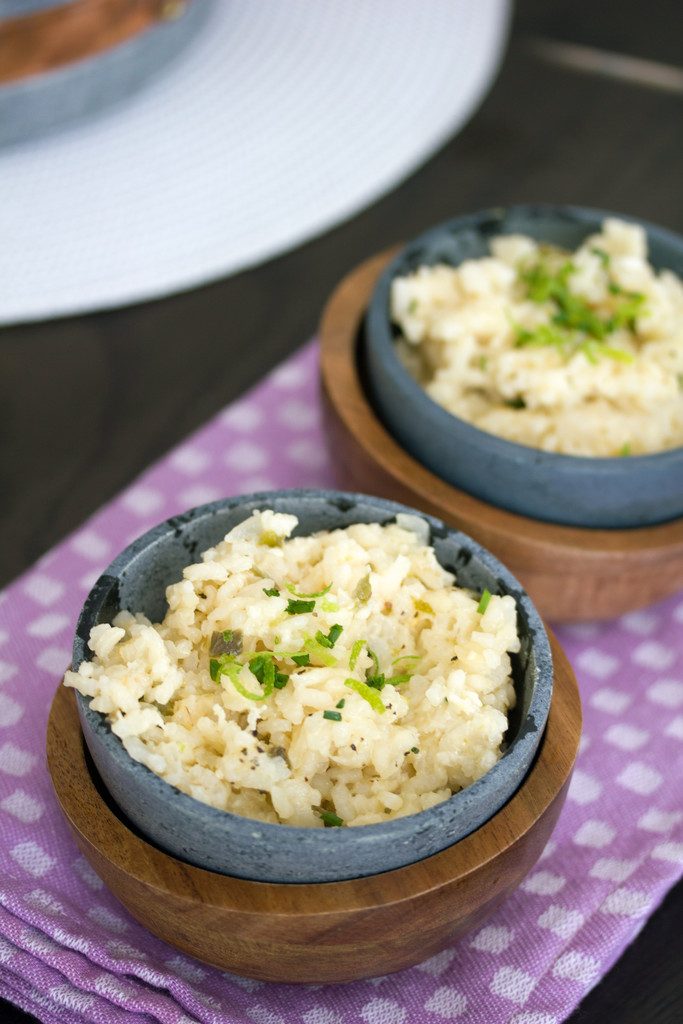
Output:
top-left (274, 671), bottom-right (289, 689)
top-left (286, 598), bottom-right (316, 615)
top-left (602, 345), bottom-right (634, 364)
top-left (213, 655), bottom-right (271, 701)
top-left (407, 298), bottom-right (419, 314)
top-left (349, 638), bottom-right (366, 670)
top-left (412, 598), bottom-right (434, 615)
top-left (410, 746), bottom-right (420, 754)
top-left (318, 809), bottom-right (344, 827)
top-left (323, 710), bottom-right (342, 722)
top-left (336, 698), bottom-right (346, 709)
top-left (291, 653), bottom-right (310, 667)
top-left (366, 647), bottom-right (381, 677)
top-left (505, 395), bottom-right (526, 409)
top-left (619, 442), bottom-right (632, 457)
top-left (385, 672), bottom-right (411, 686)
top-left (392, 654), bottom-right (420, 665)
top-left (209, 657), bottom-right (221, 683)
top-left (478, 355), bottom-right (488, 371)
top-left (210, 629), bottom-right (243, 656)
top-left (303, 637), bottom-right (338, 667)
top-left (249, 653), bottom-right (275, 690)
top-left (263, 587), bottom-right (280, 597)
top-left (259, 530), bottom-right (283, 548)
top-left (320, 598), bottom-right (339, 612)
top-left (477, 589), bottom-right (492, 614)
top-left (591, 246), bottom-right (611, 267)
top-left (315, 623), bottom-right (343, 649)
top-left (353, 573), bottom-right (372, 603)
top-left (365, 673), bottom-right (386, 691)
top-left (345, 677), bottom-right (386, 713)
top-left (285, 582), bottom-right (332, 599)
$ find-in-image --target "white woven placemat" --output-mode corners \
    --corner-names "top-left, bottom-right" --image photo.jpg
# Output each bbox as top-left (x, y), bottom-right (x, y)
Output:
top-left (1, 0), bottom-right (509, 324)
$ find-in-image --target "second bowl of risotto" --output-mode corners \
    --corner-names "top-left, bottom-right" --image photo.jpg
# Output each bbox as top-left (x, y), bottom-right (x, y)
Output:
top-left (364, 205), bottom-right (683, 528)
top-left (66, 490), bottom-right (552, 883)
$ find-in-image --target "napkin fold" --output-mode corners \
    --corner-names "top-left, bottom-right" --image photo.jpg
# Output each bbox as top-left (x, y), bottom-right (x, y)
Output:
top-left (0, 342), bottom-right (681, 1024)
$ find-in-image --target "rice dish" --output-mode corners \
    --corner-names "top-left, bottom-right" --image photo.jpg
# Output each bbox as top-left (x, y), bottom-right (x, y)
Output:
top-left (64, 510), bottom-right (519, 828)
top-left (391, 218), bottom-right (683, 456)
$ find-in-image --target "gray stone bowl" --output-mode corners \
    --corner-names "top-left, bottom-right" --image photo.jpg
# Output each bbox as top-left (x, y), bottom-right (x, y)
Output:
top-left (364, 205), bottom-right (683, 528)
top-left (72, 489), bottom-right (553, 884)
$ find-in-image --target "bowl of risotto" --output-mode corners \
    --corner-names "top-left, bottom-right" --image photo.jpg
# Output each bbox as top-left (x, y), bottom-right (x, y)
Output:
top-left (364, 205), bottom-right (683, 528)
top-left (65, 490), bottom-right (553, 884)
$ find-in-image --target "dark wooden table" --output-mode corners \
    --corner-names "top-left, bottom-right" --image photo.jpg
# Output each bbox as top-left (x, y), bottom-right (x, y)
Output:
top-left (1, 0), bottom-right (681, 1020)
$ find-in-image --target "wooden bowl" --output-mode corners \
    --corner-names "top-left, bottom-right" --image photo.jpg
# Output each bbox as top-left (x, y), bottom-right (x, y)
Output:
top-left (47, 631), bottom-right (580, 984)
top-left (319, 251), bottom-right (683, 622)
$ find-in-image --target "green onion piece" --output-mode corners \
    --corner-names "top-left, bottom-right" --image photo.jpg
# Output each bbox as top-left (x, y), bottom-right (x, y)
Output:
top-left (477, 589), bottom-right (492, 614)
top-left (412, 598), bottom-right (434, 615)
top-left (407, 298), bottom-right (419, 314)
top-left (505, 396), bottom-right (526, 409)
top-left (323, 710), bottom-right (342, 722)
top-left (366, 647), bottom-right (380, 677)
top-left (291, 653), bottom-right (310, 667)
top-left (214, 656), bottom-right (271, 701)
top-left (353, 573), bottom-right (372, 603)
top-left (410, 746), bottom-right (420, 754)
top-left (320, 598), bottom-right (339, 612)
top-left (365, 674), bottom-right (386, 691)
top-left (344, 678), bottom-right (386, 713)
top-left (263, 587), bottom-right (280, 597)
top-left (273, 671), bottom-right (289, 689)
top-left (209, 657), bottom-right (221, 683)
top-left (318, 809), bottom-right (344, 827)
top-left (315, 623), bottom-right (343, 649)
top-left (392, 654), bottom-right (420, 665)
top-left (259, 530), bottom-right (283, 548)
top-left (591, 246), bottom-right (611, 267)
top-left (619, 442), bottom-right (631, 457)
top-left (286, 598), bottom-right (316, 615)
top-left (602, 346), bottom-right (634, 364)
top-left (335, 698), bottom-right (346, 709)
top-left (249, 654), bottom-right (275, 690)
top-left (386, 673), bottom-right (411, 686)
top-left (303, 637), bottom-right (338, 667)
top-left (478, 355), bottom-right (488, 371)
top-left (285, 582), bottom-right (332, 599)
top-left (349, 638), bottom-right (366, 670)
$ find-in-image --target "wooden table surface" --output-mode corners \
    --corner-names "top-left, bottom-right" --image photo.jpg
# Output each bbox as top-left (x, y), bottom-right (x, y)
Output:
top-left (1, 0), bottom-right (681, 1020)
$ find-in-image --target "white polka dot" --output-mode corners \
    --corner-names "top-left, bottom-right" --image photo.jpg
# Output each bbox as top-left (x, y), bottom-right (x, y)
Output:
top-left (35, 647), bottom-right (70, 675)
top-left (277, 398), bottom-right (320, 430)
top-left (26, 613), bottom-right (70, 639)
top-left (23, 574), bottom-right (65, 606)
top-left (601, 887), bottom-right (650, 917)
top-left (416, 947), bottom-right (457, 975)
top-left (179, 484), bottom-right (223, 507)
top-left (0, 693), bottom-right (23, 727)
top-left (136, 965), bottom-right (169, 987)
top-left (604, 723), bottom-right (649, 751)
top-left (638, 808), bottom-right (682, 833)
top-left (470, 925), bottom-right (514, 953)
top-left (0, 937), bottom-right (16, 964)
top-left (510, 1014), bottom-right (557, 1024)
top-left (285, 437), bottom-right (328, 469)
top-left (620, 610), bottom-right (659, 635)
top-left (489, 967), bottom-right (535, 1005)
top-left (106, 938), bottom-right (146, 959)
top-left (665, 716), bottom-right (683, 740)
top-left (1, 789), bottom-right (43, 823)
top-left (633, 641), bottom-right (676, 670)
top-left (567, 769), bottom-right (602, 805)
top-left (617, 762), bottom-right (663, 795)
top-left (23, 889), bottom-right (64, 915)
top-left (424, 986), bottom-right (468, 1018)
top-left (71, 531), bottom-right (111, 561)
top-left (52, 927), bottom-right (91, 954)
top-left (0, 661), bottom-right (18, 685)
top-left (521, 870), bottom-right (566, 896)
top-left (222, 971), bottom-right (263, 991)
top-left (540, 839), bottom-right (557, 861)
top-left (651, 841), bottom-right (683, 864)
top-left (270, 362), bottom-right (308, 388)
top-left (171, 446), bottom-right (211, 475)
top-left (589, 688), bottom-right (632, 714)
top-left (10, 841), bottom-right (55, 877)
top-left (0, 629), bottom-right (8, 646)
top-left (94, 975), bottom-right (135, 1001)
top-left (572, 820), bottom-right (615, 849)
top-left (562, 623), bottom-right (600, 639)
top-left (73, 856), bottom-right (104, 890)
top-left (303, 1009), bottom-right (343, 1024)
top-left (165, 954), bottom-right (207, 982)
top-left (221, 402), bottom-right (265, 431)
top-left (224, 440), bottom-right (269, 471)
top-left (87, 905), bottom-right (129, 932)
top-left (537, 905), bottom-right (584, 940)
top-left (79, 569), bottom-right (101, 591)
top-left (575, 649), bottom-right (619, 679)
top-left (553, 951), bottom-right (600, 984)
top-left (122, 486), bottom-right (164, 516)
top-left (0, 742), bottom-right (36, 776)
top-left (577, 734), bottom-right (591, 754)
top-left (21, 928), bottom-right (58, 955)
top-left (360, 998), bottom-right (407, 1024)
top-left (590, 858), bottom-right (638, 883)
top-left (647, 679), bottom-right (683, 708)
top-left (240, 475), bottom-right (278, 492)
top-left (49, 986), bottom-right (95, 1013)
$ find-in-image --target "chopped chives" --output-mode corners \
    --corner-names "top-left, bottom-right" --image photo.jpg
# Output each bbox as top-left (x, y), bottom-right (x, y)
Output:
top-left (315, 623), bottom-right (343, 648)
top-left (386, 672), bottom-right (411, 686)
top-left (412, 598), bottom-right (434, 615)
top-left (323, 710), bottom-right (342, 722)
top-left (619, 442), bottom-right (631, 457)
top-left (263, 586), bottom-right (280, 597)
top-left (291, 653), bottom-right (310, 667)
top-left (335, 698), bottom-right (346, 709)
top-left (353, 573), bottom-right (372, 603)
top-left (344, 677), bottom-right (386, 713)
top-left (318, 809), bottom-right (344, 827)
top-left (285, 582), bottom-right (332, 599)
top-left (349, 638), bottom-right (366, 670)
top-left (303, 637), bottom-right (338, 667)
top-left (286, 598), bottom-right (316, 615)
top-left (259, 530), bottom-right (283, 548)
top-left (410, 746), bottom-right (420, 754)
top-left (477, 589), bottom-right (492, 614)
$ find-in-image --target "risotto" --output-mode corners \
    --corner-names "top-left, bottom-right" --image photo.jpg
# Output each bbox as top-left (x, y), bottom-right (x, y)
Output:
top-left (64, 510), bottom-right (519, 828)
top-left (391, 218), bottom-right (683, 456)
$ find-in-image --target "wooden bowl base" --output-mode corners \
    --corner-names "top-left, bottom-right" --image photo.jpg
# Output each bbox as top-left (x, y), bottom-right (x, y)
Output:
top-left (319, 252), bottom-right (683, 621)
top-left (47, 633), bottom-right (581, 984)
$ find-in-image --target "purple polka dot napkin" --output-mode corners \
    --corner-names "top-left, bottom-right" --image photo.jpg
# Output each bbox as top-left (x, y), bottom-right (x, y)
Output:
top-left (0, 342), bottom-right (681, 1024)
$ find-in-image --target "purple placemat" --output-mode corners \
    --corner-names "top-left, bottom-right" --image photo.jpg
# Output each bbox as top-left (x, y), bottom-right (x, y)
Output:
top-left (0, 341), bottom-right (681, 1024)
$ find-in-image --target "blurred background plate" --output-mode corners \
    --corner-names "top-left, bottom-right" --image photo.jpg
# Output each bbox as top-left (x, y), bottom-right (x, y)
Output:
top-left (0, 0), bottom-right (510, 324)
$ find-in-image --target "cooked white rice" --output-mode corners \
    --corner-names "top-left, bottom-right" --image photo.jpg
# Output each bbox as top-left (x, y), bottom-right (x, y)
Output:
top-left (391, 218), bottom-right (683, 456)
top-left (64, 510), bottom-right (519, 828)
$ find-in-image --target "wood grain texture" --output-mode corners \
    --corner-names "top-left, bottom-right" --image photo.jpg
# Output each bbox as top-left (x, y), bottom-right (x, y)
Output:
top-left (46, 633), bottom-right (580, 984)
top-left (0, 0), bottom-right (182, 84)
top-left (319, 252), bottom-right (683, 622)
